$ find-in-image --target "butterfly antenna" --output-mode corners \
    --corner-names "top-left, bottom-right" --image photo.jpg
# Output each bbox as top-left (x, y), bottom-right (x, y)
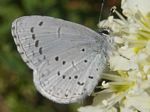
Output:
top-left (110, 6), bottom-right (127, 23)
top-left (99, 0), bottom-right (105, 22)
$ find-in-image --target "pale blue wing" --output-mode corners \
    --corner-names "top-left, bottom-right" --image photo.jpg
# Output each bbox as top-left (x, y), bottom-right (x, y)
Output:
top-left (11, 16), bottom-right (111, 103)
top-left (11, 16), bottom-right (101, 70)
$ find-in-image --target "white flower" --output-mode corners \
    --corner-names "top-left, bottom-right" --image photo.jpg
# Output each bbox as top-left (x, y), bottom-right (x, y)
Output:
top-left (78, 105), bottom-right (117, 112)
top-left (78, 0), bottom-right (150, 112)
top-left (109, 55), bottom-right (137, 71)
top-left (121, 0), bottom-right (150, 16)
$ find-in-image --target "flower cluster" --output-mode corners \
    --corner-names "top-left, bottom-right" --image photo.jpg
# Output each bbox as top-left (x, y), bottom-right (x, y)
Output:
top-left (78, 0), bottom-right (150, 112)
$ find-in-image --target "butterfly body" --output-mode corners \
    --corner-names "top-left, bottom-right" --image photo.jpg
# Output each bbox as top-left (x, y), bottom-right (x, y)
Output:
top-left (11, 16), bottom-right (113, 103)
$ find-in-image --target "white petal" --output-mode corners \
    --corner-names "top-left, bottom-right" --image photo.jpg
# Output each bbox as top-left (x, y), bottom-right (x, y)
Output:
top-left (114, 36), bottom-right (124, 44)
top-left (118, 47), bottom-right (135, 59)
top-left (122, 0), bottom-right (150, 16)
top-left (145, 41), bottom-right (150, 55)
top-left (78, 106), bottom-right (117, 112)
top-left (78, 106), bottom-right (104, 112)
top-left (98, 16), bottom-right (125, 33)
top-left (109, 55), bottom-right (137, 71)
top-left (120, 106), bottom-right (136, 112)
top-left (143, 65), bottom-right (150, 73)
top-left (93, 92), bottom-right (113, 105)
top-left (126, 93), bottom-right (150, 112)
top-left (136, 52), bottom-right (149, 64)
top-left (140, 80), bottom-right (150, 90)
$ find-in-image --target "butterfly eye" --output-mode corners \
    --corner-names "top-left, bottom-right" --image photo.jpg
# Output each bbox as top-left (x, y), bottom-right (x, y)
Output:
top-left (100, 29), bottom-right (110, 35)
top-left (98, 28), bottom-right (111, 35)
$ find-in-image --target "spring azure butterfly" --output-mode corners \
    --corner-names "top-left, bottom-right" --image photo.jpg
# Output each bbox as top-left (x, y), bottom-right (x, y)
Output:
top-left (11, 16), bottom-right (114, 103)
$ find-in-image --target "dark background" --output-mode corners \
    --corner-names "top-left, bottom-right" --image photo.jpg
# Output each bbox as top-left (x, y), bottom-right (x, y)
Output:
top-left (0, 0), bottom-right (120, 112)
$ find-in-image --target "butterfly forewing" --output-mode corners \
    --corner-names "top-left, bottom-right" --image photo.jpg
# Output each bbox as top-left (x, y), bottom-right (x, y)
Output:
top-left (11, 16), bottom-right (100, 69)
top-left (11, 16), bottom-right (110, 103)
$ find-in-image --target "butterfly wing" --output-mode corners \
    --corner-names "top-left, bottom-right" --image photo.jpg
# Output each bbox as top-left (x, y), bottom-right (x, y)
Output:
top-left (34, 52), bottom-right (107, 103)
top-left (11, 16), bottom-right (109, 103)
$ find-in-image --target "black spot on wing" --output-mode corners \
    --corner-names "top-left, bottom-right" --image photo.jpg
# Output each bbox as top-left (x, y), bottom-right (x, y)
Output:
top-left (25, 60), bottom-right (30, 63)
top-left (39, 21), bottom-right (43, 26)
top-left (62, 61), bottom-right (66, 65)
top-left (12, 26), bottom-right (15, 30)
top-left (88, 76), bottom-right (94, 79)
top-left (16, 44), bottom-right (20, 47)
top-left (13, 35), bottom-right (17, 38)
top-left (35, 40), bottom-right (39, 47)
top-left (30, 27), bottom-right (34, 33)
top-left (39, 47), bottom-right (43, 54)
top-left (77, 81), bottom-right (84, 86)
top-left (57, 71), bottom-right (60, 76)
top-left (55, 56), bottom-right (59, 61)
top-left (20, 52), bottom-right (24, 55)
top-left (65, 94), bottom-right (68, 97)
top-left (62, 75), bottom-right (66, 79)
top-left (32, 34), bottom-right (36, 40)
top-left (84, 60), bottom-right (87, 63)
top-left (74, 75), bottom-right (78, 79)
top-left (81, 48), bottom-right (85, 52)
top-left (43, 55), bottom-right (46, 60)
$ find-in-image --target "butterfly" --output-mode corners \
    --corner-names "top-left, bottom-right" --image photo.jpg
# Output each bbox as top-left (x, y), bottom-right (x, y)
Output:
top-left (11, 16), bottom-right (113, 104)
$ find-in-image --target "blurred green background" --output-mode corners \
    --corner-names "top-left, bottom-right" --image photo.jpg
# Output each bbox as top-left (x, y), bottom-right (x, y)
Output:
top-left (0, 0), bottom-right (120, 112)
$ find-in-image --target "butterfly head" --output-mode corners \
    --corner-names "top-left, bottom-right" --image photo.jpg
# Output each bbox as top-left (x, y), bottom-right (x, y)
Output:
top-left (97, 28), bottom-right (115, 58)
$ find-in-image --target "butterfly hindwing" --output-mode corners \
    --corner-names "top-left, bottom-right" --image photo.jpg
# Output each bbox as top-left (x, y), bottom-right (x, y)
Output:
top-left (34, 50), bottom-right (107, 103)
